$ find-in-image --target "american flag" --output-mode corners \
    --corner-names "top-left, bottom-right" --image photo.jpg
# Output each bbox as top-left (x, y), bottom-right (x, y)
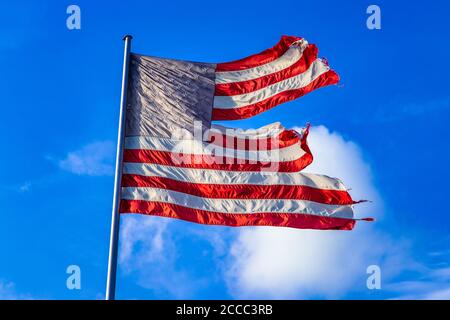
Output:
top-left (118, 35), bottom-right (367, 230)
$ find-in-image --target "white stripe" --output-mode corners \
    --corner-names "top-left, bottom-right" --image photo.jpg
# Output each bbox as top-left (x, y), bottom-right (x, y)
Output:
top-left (123, 162), bottom-right (347, 191)
top-left (124, 136), bottom-right (306, 163)
top-left (213, 59), bottom-right (329, 109)
top-left (210, 122), bottom-right (286, 139)
top-left (121, 187), bottom-right (353, 218)
top-left (215, 46), bottom-right (304, 84)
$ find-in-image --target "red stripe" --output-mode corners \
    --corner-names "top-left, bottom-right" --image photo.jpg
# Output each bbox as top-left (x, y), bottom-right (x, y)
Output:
top-left (216, 35), bottom-right (302, 72)
top-left (121, 174), bottom-right (355, 205)
top-left (208, 128), bottom-right (302, 150)
top-left (123, 149), bottom-right (313, 172)
top-left (120, 200), bottom-right (356, 230)
top-left (215, 44), bottom-right (318, 96)
top-left (212, 70), bottom-right (339, 120)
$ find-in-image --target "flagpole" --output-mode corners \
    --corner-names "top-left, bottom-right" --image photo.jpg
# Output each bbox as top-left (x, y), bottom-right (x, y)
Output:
top-left (106, 34), bottom-right (133, 300)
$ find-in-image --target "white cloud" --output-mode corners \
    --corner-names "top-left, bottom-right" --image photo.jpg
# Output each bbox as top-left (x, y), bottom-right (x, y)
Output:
top-left (0, 280), bottom-right (32, 300)
top-left (58, 141), bottom-right (115, 176)
top-left (223, 125), bottom-right (390, 299)
top-left (369, 96), bottom-right (450, 123)
top-left (423, 288), bottom-right (450, 300)
top-left (301, 125), bottom-right (381, 208)
top-left (117, 125), bottom-right (449, 299)
top-left (388, 280), bottom-right (450, 300)
top-left (119, 215), bottom-right (201, 298)
top-left (387, 266), bottom-right (450, 300)
top-left (120, 215), bottom-right (168, 266)
top-left (18, 182), bottom-right (31, 192)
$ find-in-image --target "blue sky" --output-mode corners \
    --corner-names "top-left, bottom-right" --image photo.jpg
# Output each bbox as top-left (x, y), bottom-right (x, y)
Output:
top-left (0, 0), bottom-right (449, 299)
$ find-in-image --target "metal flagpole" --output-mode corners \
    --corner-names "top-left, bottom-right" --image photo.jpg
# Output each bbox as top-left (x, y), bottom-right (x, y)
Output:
top-left (106, 35), bottom-right (133, 300)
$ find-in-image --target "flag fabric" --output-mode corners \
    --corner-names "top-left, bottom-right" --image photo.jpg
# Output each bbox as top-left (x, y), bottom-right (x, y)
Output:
top-left (212, 35), bottom-right (339, 120)
top-left (119, 36), bottom-right (365, 230)
top-left (120, 123), bottom-right (359, 230)
top-left (125, 53), bottom-right (215, 139)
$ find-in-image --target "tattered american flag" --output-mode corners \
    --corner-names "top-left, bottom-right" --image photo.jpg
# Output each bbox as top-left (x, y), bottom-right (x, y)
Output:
top-left (119, 35), bottom-right (367, 230)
